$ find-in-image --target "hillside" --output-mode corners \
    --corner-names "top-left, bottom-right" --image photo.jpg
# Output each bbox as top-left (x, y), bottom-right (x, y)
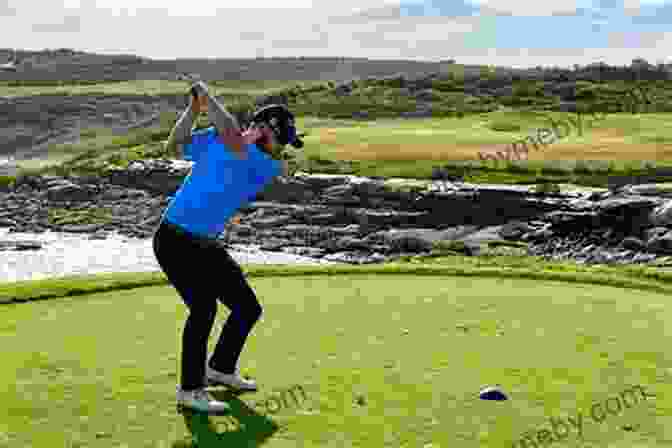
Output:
top-left (0, 48), bottom-right (477, 82)
top-left (1, 48), bottom-right (672, 180)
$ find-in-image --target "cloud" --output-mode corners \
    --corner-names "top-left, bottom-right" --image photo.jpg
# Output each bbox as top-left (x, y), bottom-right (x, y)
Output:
top-left (469, 0), bottom-right (584, 16)
top-left (327, 4), bottom-right (404, 23)
top-left (0, 0), bottom-right (16, 15)
top-left (0, 0), bottom-right (669, 68)
top-left (31, 15), bottom-right (81, 32)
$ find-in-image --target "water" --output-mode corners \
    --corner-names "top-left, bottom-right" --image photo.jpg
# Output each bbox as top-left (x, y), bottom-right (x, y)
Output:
top-left (0, 228), bottom-right (341, 284)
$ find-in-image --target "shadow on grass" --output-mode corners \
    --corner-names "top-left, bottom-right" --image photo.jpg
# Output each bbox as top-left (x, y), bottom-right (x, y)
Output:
top-left (172, 390), bottom-right (280, 448)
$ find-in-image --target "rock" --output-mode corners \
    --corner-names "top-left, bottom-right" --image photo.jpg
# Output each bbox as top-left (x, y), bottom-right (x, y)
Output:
top-left (650, 200), bottom-right (672, 227)
top-left (260, 238), bottom-right (289, 251)
top-left (255, 177), bottom-right (316, 203)
top-left (351, 111), bottom-right (369, 119)
top-left (0, 218), bottom-right (17, 227)
top-left (621, 237), bottom-right (646, 251)
top-left (88, 231), bottom-right (110, 240)
top-left (646, 232), bottom-right (672, 254)
top-left (499, 221), bottom-right (532, 239)
top-left (305, 212), bottom-right (346, 226)
top-left (414, 89), bottom-right (442, 102)
top-left (376, 229), bottom-right (436, 252)
top-left (282, 247), bottom-right (327, 258)
top-left (46, 183), bottom-right (97, 202)
top-left (3, 155), bottom-right (672, 266)
top-left (254, 216), bottom-right (293, 229)
top-left (333, 83), bottom-right (352, 97)
top-left (0, 240), bottom-right (43, 251)
top-left (645, 227), bottom-right (669, 241)
top-left (61, 224), bottom-right (106, 233)
top-left (621, 184), bottom-right (672, 196)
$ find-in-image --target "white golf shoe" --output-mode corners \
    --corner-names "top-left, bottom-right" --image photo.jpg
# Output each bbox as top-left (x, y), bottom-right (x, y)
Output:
top-left (176, 386), bottom-right (231, 415)
top-left (205, 366), bottom-right (258, 392)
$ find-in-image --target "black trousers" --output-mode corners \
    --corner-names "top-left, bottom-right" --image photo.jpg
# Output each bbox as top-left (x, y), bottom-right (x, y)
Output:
top-left (152, 220), bottom-right (262, 391)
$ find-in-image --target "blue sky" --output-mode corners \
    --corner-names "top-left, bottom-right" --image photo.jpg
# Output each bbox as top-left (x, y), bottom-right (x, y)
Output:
top-left (0, 0), bottom-right (670, 68)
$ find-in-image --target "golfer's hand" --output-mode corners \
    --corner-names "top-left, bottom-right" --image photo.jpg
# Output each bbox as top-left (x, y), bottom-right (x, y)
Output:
top-left (191, 80), bottom-right (210, 97)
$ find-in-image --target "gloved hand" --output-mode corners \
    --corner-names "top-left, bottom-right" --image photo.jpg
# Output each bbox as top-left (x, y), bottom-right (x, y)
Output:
top-left (190, 80), bottom-right (210, 99)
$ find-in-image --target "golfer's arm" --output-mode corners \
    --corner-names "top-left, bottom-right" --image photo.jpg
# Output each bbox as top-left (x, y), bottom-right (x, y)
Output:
top-left (281, 160), bottom-right (290, 177)
top-left (204, 91), bottom-right (240, 132)
top-left (203, 91), bottom-right (249, 158)
top-left (164, 105), bottom-right (196, 159)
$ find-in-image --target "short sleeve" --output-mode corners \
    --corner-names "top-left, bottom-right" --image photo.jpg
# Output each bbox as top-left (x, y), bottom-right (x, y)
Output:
top-left (246, 144), bottom-right (282, 187)
top-left (184, 127), bottom-right (218, 163)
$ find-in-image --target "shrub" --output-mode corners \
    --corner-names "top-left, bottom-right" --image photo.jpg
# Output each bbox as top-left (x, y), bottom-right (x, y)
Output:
top-left (504, 161), bottom-right (532, 173)
top-left (534, 182), bottom-right (561, 194)
top-left (488, 121), bottom-right (522, 132)
top-left (0, 175), bottom-right (16, 189)
top-left (540, 163), bottom-right (572, 176)
top-left (573, 160), bottom-right (593, 175)
top-left (79, 128), bottom-right (100, 138)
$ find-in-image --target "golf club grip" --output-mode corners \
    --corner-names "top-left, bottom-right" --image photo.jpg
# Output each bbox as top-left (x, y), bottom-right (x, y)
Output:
top-left (190, 86), bottom-right (198, 100)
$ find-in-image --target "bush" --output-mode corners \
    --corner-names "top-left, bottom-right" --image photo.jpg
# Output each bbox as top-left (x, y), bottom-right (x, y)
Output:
top-left (513, 82), bottom-right (542, 97)
top-left (488, 121), bottom-right (522, 132)
top-left (534, 182), bottom-right (561, 194)
top-left (504, 161), bottom-right (532, 173)
top-left (573, 160), bottom-right (593, 175)
top-left (79, 128), bottom-right (100, 138)
top-left (540, 163), bottom-right (572, 175)
top-left (0, 175), bottom-right (16, 189)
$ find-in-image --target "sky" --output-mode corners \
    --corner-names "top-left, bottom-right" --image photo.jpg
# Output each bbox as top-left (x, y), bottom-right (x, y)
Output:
top-left (0, 0), bottom-right (670, 68)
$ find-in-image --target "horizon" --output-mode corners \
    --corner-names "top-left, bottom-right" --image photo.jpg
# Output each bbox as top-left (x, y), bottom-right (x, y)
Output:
top-left (0, 1), bottom-right (670, 70)
top-left (0, 48), bottom-right (667, 73)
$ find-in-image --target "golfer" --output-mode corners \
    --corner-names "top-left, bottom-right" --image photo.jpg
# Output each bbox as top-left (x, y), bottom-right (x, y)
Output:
top-left (152, 80), bottom-right (304, 414)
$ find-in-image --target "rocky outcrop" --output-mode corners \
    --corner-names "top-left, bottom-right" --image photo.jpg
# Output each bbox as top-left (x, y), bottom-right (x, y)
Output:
top-left (3, 161), bottom-right (672, 266)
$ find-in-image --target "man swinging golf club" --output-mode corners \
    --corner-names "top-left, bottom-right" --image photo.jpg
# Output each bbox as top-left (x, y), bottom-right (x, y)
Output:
top-left (152, 80), bottom-right (304, 415)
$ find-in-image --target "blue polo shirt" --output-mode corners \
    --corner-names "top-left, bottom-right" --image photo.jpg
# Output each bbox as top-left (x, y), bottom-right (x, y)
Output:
top-left (162, 126), bottom-right (282, 238)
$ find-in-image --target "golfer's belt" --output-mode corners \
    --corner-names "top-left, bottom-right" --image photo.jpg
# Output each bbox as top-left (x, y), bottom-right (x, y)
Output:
top-left (161, 220), bottom-right (222, 249)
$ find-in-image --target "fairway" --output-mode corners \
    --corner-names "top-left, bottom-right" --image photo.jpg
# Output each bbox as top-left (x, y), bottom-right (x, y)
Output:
top-left (297, 112), bottom-right (672, 163)
top-left (2, 274), bottom-right (671, 448)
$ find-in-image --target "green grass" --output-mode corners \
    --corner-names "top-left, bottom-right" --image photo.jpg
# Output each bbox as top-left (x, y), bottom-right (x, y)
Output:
top-left (2, 260), bottom-right (672, 447)
top-left (7, 78), bottom-right (672, 187)
top-left (3, 75), bottom-right (672, 446)
top-left (5, 252), bottom-right (672, 304)
top-left (11, 110), bottom-right (672, 188)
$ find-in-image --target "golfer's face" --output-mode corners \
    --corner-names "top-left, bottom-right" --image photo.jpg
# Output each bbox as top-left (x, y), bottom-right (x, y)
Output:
top-left (256, 125), bottom-right (283, 157)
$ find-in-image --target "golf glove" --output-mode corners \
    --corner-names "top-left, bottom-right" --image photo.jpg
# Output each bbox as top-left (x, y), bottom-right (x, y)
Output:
top-left (191, 81), bottom-right (210, 98)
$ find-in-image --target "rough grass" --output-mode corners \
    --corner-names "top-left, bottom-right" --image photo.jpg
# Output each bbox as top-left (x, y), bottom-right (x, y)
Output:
top-left (6, 78), bottom-right (672, 188)
top-left (10, 110), bottom-right (672, 189)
